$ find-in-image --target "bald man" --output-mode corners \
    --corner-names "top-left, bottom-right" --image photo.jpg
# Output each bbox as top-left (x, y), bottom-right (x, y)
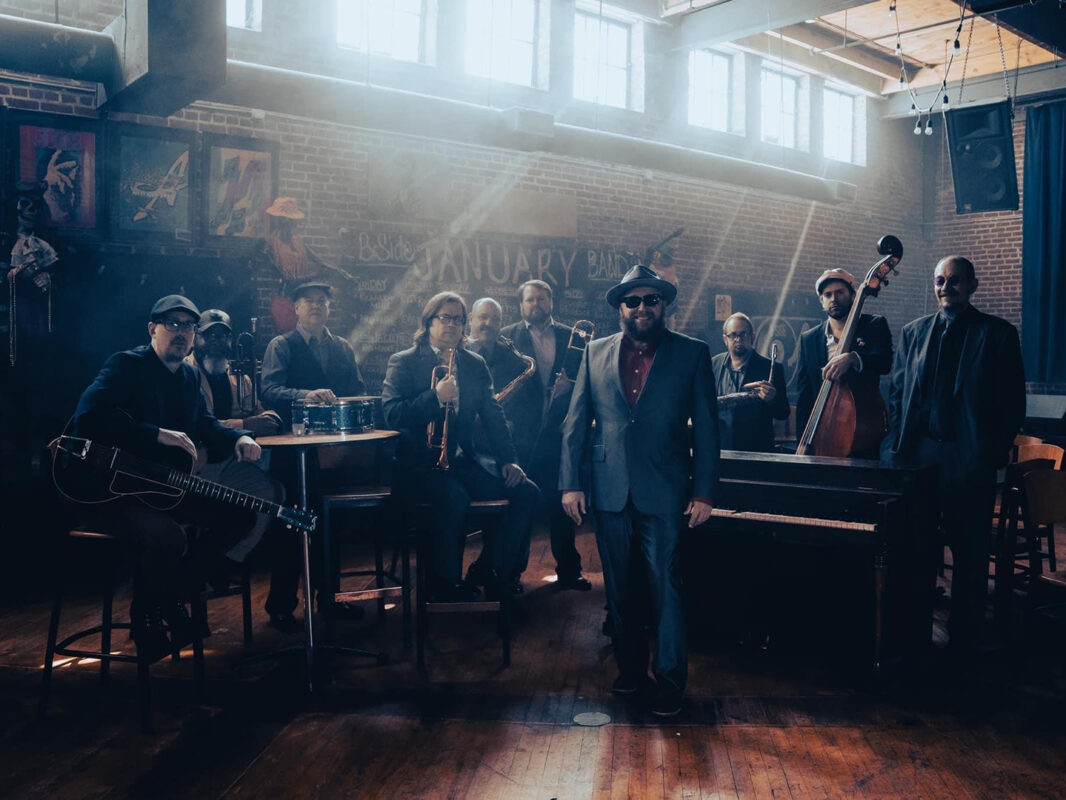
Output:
top-left (884, 255), bottom-right (1024, 656)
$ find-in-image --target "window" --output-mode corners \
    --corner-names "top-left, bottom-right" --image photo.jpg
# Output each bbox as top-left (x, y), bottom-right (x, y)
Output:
top-left (466, 0), bottom-right (538, 87)
top-left (226, 0), bottom-right (261, 31)
top-left (688, 49), bottom-right (732, 132)
top-left (573, 10), bottom-right (630, 109)
top-left (337, 0), bottom-right (428, 64)
top-left (761, 66), bottom-right (801, 148)
top-left (823, 84), bottom-right (866, 165)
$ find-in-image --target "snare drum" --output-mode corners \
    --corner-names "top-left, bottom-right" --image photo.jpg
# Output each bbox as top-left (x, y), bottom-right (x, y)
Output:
top-left (336, 396), bottom-right (377, 433)
top-left (291, 397), bottom-right (376, 433)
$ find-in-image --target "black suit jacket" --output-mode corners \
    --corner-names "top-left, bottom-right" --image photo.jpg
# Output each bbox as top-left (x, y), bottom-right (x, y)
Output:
top-left (560, 330), bottom-right (720, 515)
top-left (710, 351), bottom-right (789, 452)
top-left (499, 320), bottom-right (573, 465)
top-left (381, 343), bottom-right (518, 470)
top-left (884, 306), bottom-right (1024, 469)
top-left (795, 313), bottom-right (892, 434)
top-left (73, 345), bottom-right (245, 466)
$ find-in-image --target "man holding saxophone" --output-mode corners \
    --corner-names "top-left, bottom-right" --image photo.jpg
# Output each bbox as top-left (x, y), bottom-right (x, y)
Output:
top-left (381, 292), bottom-right (540, 601)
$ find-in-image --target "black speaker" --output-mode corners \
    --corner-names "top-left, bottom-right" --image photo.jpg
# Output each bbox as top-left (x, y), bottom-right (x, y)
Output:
top-left (945, 101), bottom-right (1019, 214)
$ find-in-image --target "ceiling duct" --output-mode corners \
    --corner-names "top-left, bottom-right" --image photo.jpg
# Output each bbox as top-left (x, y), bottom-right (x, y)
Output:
top-left (98, 0), bottom-right (226, 116)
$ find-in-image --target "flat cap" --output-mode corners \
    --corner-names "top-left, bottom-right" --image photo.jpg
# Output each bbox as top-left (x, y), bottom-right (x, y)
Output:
top-left (815, 268), bottom-right (856, 296)
top-left (150, 294), bottom-right (200, 321)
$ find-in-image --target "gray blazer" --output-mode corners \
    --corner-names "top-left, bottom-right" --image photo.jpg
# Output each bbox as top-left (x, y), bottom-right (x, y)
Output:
top-left (559, 329), bottom-right (720, 515)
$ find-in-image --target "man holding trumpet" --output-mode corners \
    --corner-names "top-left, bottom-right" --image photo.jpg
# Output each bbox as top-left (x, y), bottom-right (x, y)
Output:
top-left (382, 292), bottom-right (539, 602)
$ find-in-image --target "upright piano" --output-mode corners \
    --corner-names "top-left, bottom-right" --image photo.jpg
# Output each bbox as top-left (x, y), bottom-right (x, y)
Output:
top-left (693, 451), bottom-right (939, 671)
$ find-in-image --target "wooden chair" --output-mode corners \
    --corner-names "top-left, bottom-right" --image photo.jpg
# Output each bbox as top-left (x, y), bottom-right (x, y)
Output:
top-left (1014, 433), bottom-right (1044, 448)
top-left (415, 499), bottom-right (513, 673)
top-left (1014, 443), bottom-right (1064, 470)
top-left (1019, 470), bottom-right (1066, 577)
top-left (39, 529), bottom-right (208, 734)
top-left (320, 486), bottom-right (411, 652)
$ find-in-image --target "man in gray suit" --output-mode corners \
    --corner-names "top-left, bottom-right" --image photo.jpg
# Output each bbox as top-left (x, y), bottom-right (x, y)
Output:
top-left (560, 265), bottom-right (720, 717)
top-left (884, 255), bottom-right (1024, 654)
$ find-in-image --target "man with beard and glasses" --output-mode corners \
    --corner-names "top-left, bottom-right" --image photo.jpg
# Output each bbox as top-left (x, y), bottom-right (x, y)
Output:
top-left (183, 309), bottom-right (284, 595)
top-left (501, 280), bottom-right (592, 592)
top-left (711, 312), bottom-right (789, 452)
top-left (795, 268), bottom-right (893, 458)
top-left (560, 265), bottom-right (720, 718)
top-left (71, 296), bottom-right (262, 661)
top-left (884, 255), bottom-right (1024, 657)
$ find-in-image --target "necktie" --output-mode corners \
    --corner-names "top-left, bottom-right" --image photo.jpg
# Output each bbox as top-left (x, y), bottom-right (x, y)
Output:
top-left (928, 318), bottom-right (962, 440)
top-left (308, 337), bottom-right (326, 373)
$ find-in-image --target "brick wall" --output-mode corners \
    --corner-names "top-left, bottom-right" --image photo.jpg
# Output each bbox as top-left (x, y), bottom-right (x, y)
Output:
top-left (0, 0), bottom-right (1052, 393)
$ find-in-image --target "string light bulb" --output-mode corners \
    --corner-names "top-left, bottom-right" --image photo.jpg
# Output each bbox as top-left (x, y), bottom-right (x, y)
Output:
top-left (924, 119), bottom-right (934, 135)
top-left (889, 2), bottom-right (896, 16)
top-left (895, 40), bottom-right (902, 55)
top-left (914, 117), bottom-right (923, 135)
top-left (910, 103), bottom-right (917, 116)
top-left (898, 70), bottom-right (905, 88)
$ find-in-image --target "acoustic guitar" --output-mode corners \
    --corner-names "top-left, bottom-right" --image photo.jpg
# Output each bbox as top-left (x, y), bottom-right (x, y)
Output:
top-left (48, 435), bottom-right (316, 534)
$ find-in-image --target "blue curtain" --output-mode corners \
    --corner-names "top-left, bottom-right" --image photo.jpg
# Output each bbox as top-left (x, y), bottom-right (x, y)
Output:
top-left (1022, 100), bottom-right (1066, 384)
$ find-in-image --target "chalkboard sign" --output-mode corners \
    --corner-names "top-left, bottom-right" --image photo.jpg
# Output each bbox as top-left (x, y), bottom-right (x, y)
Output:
top-left (338, 229), bottom-right (641, 389)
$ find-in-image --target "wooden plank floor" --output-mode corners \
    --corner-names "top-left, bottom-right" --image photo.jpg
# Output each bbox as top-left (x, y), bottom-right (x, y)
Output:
top-left (2, 523), bottom-right (1065, 799)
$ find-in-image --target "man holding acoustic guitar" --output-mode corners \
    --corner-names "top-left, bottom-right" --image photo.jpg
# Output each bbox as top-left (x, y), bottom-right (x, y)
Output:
top-left (69, 295), bottom-right (262, 661)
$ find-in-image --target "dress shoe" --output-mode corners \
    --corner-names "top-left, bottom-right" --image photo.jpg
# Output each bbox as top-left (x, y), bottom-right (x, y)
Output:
top-left (557, 574), bottom-right (593, 592)
top-left (130, 603), bottom-right (172, 663)
top-left (464, 561), bottom-right (495, 587)
top-left (161, 601), bottom-right (210, 649)
top-left (268, 611), bottom-right (303, 634)
top-left (612, 674), bottom-right (644, 696)
top-left (650, 685), bottom-right (683, 718)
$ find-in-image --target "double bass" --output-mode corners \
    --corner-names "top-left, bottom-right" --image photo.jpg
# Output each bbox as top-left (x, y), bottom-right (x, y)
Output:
top-left (796, 235), bottom-right (902, 458)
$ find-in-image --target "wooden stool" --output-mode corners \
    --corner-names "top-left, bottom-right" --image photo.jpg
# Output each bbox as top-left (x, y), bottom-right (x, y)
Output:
top-left (416, 499), bottom-right (513, 673)
top-left (321, 487), bottom-right (411, 652)
top-left (39, 529), bottom-right (207, 734)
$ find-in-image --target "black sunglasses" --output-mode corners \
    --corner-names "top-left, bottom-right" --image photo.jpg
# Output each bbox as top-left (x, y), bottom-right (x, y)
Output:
top-left (621, 294), bottom-right (663, 309)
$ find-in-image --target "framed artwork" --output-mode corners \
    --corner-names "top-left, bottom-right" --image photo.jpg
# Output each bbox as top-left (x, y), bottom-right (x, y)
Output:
top-left (9, 112), bottom-right (101, 231)
top-left (202, 133), bottom-right (279, 243)
top-left (109, 123), bottom-right (197, 242)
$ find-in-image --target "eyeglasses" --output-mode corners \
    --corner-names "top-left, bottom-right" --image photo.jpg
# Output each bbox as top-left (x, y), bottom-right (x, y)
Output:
top-left (157, 318), bottom-right (197, 333)
top-left (724, 331), bottom-right (752, 341)
top-left (620, 294), bottom-right (663, 309)
top-left (434, 314), bottom-right (465, 326)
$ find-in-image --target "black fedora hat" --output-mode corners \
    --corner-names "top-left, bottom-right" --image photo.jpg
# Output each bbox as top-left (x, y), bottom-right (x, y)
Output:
top-left (605, 264), bottom-right (678, 308)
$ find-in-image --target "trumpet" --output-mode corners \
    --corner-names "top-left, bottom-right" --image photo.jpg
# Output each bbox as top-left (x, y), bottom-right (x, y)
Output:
top-left (233, 317), bottom-right (259, 415)
top-left (426, 349), bottom-right (456, 470)
top-left (550, 320), bottom-right (595, 401)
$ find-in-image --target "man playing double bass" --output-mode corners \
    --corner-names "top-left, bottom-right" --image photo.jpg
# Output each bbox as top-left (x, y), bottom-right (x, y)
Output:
top-left (796, 268), bottom-right (893, 458)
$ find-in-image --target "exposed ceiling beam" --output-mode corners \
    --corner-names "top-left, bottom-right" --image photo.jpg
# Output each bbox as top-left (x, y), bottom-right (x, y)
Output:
top-left (731, 33), bottom-right (884, 96)
top-left (880, 60), bottom-right (1066, 116)
top-left (775, 23), bottom-right (924, 82)
top-left (669, 0), bottom-right (872, 50)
